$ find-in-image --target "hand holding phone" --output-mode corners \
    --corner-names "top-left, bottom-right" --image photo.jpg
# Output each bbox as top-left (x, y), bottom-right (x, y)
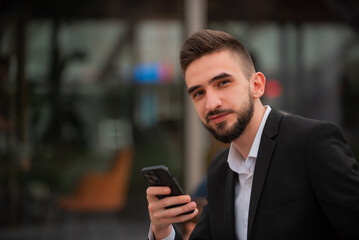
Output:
top-left (141, 165), bottom-right (194, 214)
top-left (142, 165), bottom-right (198, 239)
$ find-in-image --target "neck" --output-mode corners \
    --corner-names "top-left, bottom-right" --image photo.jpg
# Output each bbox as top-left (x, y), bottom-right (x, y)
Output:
top-left (232, 101), bottom-right (266, 159)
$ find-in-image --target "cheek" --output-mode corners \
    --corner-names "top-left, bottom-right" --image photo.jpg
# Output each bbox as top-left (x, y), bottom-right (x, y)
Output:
top-left (225, 88), bottom-right (250, 106)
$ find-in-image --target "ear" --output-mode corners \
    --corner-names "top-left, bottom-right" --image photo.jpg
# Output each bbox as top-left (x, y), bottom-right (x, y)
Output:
top-left (251, 72), bottom-right (266, 99)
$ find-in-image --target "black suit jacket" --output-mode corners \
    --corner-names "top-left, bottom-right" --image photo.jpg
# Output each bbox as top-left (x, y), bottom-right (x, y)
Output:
top-left (179, 109), bottom-right (359, 240)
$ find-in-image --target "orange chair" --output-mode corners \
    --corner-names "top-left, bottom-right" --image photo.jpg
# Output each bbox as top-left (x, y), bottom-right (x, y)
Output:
top-left (57, 147), bottom-right (134, 212)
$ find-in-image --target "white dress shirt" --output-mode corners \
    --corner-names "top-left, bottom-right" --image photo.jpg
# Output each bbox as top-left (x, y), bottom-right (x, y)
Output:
top-left (227, 105), bottom-right (271, 240)
top-left (149, 106), bottom-right (272, 240)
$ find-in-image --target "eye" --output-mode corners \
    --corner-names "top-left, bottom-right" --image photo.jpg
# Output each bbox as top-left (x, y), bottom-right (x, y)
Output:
top-left (193, 90), bottom-right (204, 99)
top-left (217, 80), bottom-right (229, 87)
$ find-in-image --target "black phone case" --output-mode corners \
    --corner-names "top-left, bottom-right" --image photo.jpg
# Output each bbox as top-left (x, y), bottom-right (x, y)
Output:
top-left (141, 165), bottom-right (185, 198)
top-left (141, 165), bottom-right (194, 214)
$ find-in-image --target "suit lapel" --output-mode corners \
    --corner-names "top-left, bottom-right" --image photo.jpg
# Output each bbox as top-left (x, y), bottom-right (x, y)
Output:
top-left (224, 168), bottom-right (237, 240)
top-left (247, 109), bottom-right (283, 239)
top-left (208, 150), bottom-right (237, 240)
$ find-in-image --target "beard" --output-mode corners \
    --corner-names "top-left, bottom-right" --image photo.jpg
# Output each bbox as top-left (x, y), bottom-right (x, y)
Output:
top-left (203, 92), bottom-right (254, 143)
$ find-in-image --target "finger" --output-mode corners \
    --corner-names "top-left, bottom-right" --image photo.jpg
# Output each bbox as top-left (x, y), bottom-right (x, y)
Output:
top-left (149, 196), bottom-right (194, 221)
top-left (160, 195), bottom-right (192, 209)
top-left (173, 208), bottom-right (199, 223)
top-left (148, 194), bottom-right (192, 217)
top-left (147, 186), bottom-right (171, 199)
top-left (163, 200), bottom-right (197, 217)
top-left (160, 208), bottom-right (199, 225)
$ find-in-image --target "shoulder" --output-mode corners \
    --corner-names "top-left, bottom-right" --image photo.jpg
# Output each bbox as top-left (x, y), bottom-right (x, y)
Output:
top-left (279, 110), bottom-right (325, 128)
top-left (264, 109), bottom-right (350, 156)
top-left (270, 109), bottom-right (341, 138)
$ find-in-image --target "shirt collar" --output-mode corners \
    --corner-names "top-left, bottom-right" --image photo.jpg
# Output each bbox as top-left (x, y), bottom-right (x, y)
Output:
top-left (248, 105), bottom-right (272, 159)
top-left (228, 105), bottom-right (272, 174)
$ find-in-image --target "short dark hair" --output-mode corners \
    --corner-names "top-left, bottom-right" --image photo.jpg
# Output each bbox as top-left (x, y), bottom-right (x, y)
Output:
top-left (179, 29), bottom-right (255, 79)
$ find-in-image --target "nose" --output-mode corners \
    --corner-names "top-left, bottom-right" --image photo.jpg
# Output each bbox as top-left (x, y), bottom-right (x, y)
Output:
top-left (205, 91), bottom-right (222, 112)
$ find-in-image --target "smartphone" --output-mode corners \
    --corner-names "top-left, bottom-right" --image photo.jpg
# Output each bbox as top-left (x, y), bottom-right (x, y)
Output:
top-left (141, 165), bottom-right (194, 214)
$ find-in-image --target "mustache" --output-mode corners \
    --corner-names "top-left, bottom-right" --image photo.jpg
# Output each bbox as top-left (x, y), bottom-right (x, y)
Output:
top-left (205, 109), bottom-right (233, 122)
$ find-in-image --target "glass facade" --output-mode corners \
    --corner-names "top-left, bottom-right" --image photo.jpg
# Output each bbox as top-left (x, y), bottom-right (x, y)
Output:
top-left (0, 1), bottom-right (358, 239)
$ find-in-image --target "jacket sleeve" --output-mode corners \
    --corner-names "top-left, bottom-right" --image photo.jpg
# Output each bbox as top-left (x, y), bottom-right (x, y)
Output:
top-left (307, 122), bottom-right (359, 239)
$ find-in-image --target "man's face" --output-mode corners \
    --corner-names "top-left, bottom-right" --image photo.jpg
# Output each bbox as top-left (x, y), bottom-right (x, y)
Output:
top-left (185, 50), bottom-right (254, 143)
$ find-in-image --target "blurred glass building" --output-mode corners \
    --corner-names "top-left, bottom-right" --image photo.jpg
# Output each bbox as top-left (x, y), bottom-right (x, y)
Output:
top-left (0, 0), bottom-right (358, 239)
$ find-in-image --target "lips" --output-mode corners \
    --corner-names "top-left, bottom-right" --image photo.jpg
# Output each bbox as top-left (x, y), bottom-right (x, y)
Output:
top-left (206, 111), bottom-right (231, 124)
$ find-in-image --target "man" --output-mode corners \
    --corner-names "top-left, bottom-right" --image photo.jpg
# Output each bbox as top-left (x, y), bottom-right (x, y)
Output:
top-left (146, 29), bottom-right (359, 240)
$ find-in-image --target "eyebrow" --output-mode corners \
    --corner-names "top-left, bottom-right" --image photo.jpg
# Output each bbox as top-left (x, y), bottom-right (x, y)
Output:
top-left (187, 72), bottom-right (232, 95)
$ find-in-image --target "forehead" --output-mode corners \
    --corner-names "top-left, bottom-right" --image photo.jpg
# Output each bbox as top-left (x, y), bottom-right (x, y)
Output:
top-left (184, 50), bottom-right (243, 86)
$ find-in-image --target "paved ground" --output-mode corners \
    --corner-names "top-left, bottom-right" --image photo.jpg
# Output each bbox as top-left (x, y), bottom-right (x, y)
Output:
top-left (0, 217), bottom-right (149, 240)
top-left (0, 197), bottom-right (151, 240)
